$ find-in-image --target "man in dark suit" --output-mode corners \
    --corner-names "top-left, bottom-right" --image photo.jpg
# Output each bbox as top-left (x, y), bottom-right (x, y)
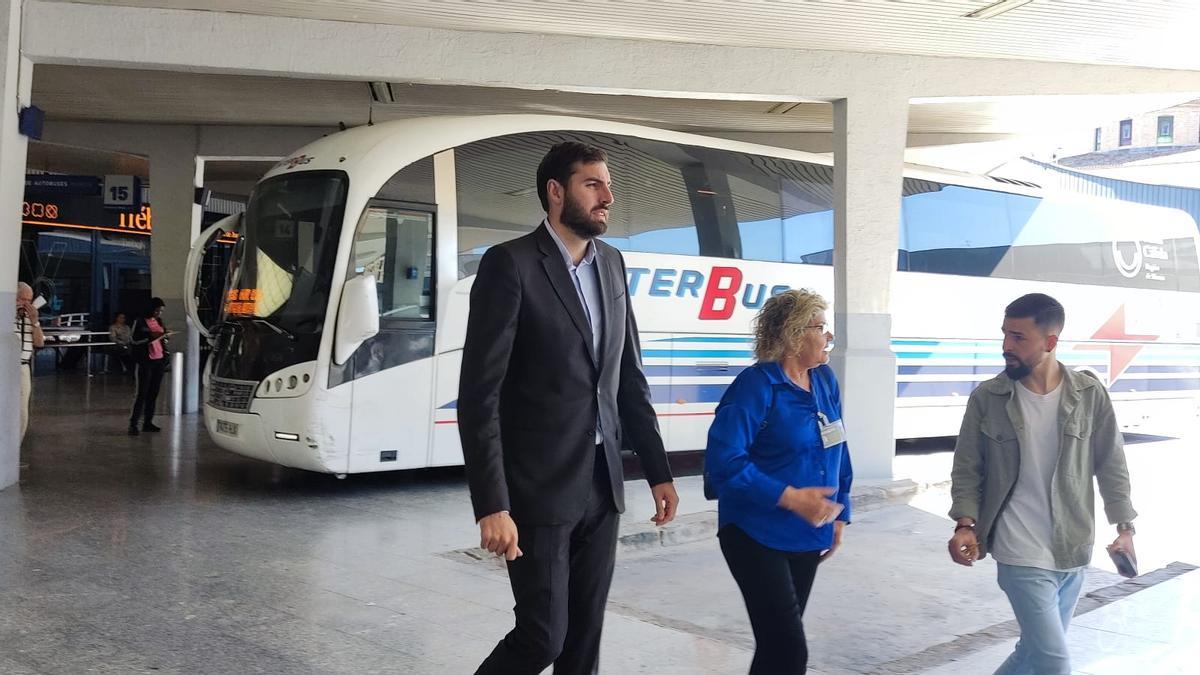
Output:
top-left (459, 142), bottom-right (679, 674)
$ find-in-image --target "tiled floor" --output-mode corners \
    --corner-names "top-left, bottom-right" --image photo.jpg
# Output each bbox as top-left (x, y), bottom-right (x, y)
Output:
top-left (3, 372), bottom-right (1197, 673)
top-left (921, 569), bottom-right (1200, 674)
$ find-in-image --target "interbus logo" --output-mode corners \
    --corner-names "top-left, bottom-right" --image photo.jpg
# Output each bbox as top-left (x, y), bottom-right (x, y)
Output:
top-left (627, 266), bottom-right (792, 320)
top-left (276, 154), bottom-right (314, 171)
top-left (1112, 240), bottom-right (1169, 281)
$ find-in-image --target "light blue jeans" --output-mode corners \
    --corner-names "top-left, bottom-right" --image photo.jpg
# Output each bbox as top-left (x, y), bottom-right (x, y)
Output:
top-left (994, 563), bottom-right (1085, 675)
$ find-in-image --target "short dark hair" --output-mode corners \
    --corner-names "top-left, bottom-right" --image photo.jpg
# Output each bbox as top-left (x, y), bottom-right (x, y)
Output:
top-left (1005, 293), bottom-right (1065, 335)
top-left (536, 142), bottom-right (607, 212)
top-left (144, 297), bottom-right (165, 318)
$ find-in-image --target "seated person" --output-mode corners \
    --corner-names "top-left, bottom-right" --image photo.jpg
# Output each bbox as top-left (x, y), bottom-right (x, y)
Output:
top-left (108, 311), bottom-right (134, 374)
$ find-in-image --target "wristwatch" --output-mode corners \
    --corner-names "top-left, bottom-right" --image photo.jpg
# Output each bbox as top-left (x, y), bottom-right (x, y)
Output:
top-left (1117, 522), bottom-right (1136, 535)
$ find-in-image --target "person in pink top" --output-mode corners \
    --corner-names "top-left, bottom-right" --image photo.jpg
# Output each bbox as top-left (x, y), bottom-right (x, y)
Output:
top-left (129, 297), bottom-right (169, 435)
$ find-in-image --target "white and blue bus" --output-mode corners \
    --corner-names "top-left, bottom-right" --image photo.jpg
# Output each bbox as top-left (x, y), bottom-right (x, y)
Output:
top-left (184, 115), bottom-right (1200, 475)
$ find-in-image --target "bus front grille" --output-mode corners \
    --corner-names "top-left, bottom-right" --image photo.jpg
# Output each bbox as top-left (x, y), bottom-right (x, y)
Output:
top-left (208, 377), bottom-right (257, 412)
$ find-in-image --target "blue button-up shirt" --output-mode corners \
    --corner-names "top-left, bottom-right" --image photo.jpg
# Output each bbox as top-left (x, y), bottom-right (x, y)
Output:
top-left (543, 221), bottom-right (603, 444)
top-left (706, 362), bottom-right (853, 552)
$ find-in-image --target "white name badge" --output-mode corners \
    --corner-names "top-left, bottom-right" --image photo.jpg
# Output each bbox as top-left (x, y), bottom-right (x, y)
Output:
top-left (817, 412), bottom-right (846, 449)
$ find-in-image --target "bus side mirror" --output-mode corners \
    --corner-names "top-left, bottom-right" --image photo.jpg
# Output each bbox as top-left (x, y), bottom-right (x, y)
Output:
top-left (334, 273), bottom-right (380, 365)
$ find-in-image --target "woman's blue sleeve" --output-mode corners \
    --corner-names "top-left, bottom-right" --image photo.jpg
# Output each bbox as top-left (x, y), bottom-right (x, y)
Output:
top-left (826, 367), bottom-right (854, 522)
top-left (705, 369), bottom-right (788, 510)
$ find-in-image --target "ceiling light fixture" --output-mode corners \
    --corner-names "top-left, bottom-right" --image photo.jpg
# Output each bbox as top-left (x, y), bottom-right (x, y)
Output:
top-left (964, 0), bottom-right (1034, 19)
top-left (368, 81), bottom-right (395, 104)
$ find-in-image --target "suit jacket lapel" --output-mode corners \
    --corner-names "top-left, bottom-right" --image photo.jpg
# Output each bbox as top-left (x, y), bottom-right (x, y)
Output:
top-left (536, 226), bottom-right (597, 366)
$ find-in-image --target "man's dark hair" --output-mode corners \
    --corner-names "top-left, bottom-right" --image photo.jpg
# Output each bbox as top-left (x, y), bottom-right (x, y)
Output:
top-left (1005, 293), bottom-right (1065, 335)
top-left (536, 142), bottom-right (607, 212)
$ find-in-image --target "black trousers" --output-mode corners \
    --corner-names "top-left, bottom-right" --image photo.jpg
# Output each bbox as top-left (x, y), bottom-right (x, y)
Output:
top-left (719, 524), bottom-right (821, 675)
top-left (130, 359), bottom-right (166, 427)
top-left (476, 449), bottom-right (619, 675)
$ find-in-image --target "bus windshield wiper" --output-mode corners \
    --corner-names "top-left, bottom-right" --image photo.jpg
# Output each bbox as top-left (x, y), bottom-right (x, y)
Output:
top-left (251, 318), bottom-right (296, 341)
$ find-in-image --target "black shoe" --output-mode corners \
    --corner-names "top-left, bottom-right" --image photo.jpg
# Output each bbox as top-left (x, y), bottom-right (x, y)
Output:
top-left (128, 426), bottom-right (140, 436)
top-left (142, 423), bottom-right (162, 432)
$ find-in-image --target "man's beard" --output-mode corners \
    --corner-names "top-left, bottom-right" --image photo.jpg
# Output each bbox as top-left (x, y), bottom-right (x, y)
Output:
top-left (561, 193), bottom-right (608, 239)
top-left (1003, 353), bottom-right (1033, 380)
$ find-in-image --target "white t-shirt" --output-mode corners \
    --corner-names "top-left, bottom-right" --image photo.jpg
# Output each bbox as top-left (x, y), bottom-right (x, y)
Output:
top-left (990, 377), bottom-right (1069, 571)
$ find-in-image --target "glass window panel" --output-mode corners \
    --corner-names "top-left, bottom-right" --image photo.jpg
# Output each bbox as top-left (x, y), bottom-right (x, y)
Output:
top-left (1158, 115), bottom-right (1174, 144)
top-left (898, 182), bottom-right (1019, 278)
top-left (33, 228), bottom-right (93, 319)
top-left (453, 130), bottom-right (835, 274)
top-left (353, 206), bottom-right (434, 321)
top-left (897, 179), bottom-right (1200, 292)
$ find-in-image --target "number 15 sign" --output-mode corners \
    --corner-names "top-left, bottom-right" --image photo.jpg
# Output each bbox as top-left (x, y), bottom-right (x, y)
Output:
top-left (104, 175), bottom-right (141, 208)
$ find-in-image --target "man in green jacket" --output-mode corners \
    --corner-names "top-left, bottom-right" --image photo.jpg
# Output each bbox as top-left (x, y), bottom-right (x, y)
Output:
top-left (948, 293), bottom-right (1137, 675)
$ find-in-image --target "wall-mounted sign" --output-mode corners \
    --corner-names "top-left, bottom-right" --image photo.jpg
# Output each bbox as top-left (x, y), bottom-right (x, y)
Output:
top-left (117, 206), bottom-right (153, 232)
top-left (22, 195), bottom-right (152, 236)
top-left (103, 175), bottom-right (141, 208)
top-left (22, 201), bottom-right (61, 220)
top-left (24, 175), bottom-right (101, 195)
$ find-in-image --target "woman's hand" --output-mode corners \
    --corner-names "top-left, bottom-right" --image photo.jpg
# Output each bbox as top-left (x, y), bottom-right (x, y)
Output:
top-left (778, 486), bottom-right (841, 526)
top-left (820, 520), bottom-right (846, 562)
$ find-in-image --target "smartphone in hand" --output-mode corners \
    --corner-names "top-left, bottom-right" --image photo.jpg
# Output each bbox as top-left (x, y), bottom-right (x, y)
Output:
top-left (1107, 545), bottom-right (1137, 578)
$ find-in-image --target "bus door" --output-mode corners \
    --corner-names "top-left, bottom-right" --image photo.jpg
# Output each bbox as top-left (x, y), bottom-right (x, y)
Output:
top-left (344, 201), bottom-right (438, 472)
top-left (184, 214), bottom-right (242, 340)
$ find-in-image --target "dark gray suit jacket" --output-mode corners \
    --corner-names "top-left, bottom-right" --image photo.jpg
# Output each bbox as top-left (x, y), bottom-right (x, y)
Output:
top-left (458, 224), bottom-right (672, 525)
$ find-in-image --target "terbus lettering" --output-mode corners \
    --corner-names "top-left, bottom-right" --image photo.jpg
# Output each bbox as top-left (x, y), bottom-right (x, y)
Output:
top-left (626, 266), bottom-right (792, 319)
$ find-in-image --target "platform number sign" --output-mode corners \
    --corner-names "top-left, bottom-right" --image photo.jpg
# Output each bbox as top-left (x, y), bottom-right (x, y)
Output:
top-left (104, 175), bottom-right (137, 207)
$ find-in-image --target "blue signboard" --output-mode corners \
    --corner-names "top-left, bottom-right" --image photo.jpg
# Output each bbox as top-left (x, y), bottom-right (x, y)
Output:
top-left (24, 175), bottom-right (102, 196)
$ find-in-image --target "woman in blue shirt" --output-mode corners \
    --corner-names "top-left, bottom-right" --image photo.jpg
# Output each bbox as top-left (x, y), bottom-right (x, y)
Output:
top-left (706, 289), bottom-right (853, 674)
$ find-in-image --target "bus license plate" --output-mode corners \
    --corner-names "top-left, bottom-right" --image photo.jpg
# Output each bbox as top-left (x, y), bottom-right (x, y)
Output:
top-left (216, 419), bottom-right (239, 437)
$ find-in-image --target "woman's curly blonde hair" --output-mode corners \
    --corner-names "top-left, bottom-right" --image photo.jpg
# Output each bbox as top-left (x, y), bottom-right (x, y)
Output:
top-left (753, 289), bottom-right (828, 363)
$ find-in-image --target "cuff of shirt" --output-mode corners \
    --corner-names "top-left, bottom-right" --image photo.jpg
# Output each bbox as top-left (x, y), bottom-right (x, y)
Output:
top-left (756, 476), bottom-right (789, 512)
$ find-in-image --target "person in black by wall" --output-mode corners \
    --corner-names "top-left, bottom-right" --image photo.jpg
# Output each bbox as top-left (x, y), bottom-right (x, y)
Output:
top-left (129, 298), bottom-right (169, 436)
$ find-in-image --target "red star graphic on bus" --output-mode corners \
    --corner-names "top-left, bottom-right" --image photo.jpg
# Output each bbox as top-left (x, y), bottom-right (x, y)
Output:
top-left (1074, 305), bottom-right (1157, 387)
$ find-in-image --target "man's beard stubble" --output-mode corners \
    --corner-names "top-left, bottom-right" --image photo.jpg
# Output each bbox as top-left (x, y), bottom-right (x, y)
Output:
top-left (1003, 353), bottom-right (1033, 380)
top-left (561, 193), bottom-right (608, 240)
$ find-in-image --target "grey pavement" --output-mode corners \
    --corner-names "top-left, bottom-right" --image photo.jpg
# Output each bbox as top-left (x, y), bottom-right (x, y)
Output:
top-left (1, 372), bottom-right (1196, 673)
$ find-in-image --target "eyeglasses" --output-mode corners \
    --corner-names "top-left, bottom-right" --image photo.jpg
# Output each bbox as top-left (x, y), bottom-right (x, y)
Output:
top-left (804, 323), bottom-right (830, 333)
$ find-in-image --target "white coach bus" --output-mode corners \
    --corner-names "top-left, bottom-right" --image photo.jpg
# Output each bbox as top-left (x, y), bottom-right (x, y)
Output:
top-left (184, 115), bottom-right (1200, 475)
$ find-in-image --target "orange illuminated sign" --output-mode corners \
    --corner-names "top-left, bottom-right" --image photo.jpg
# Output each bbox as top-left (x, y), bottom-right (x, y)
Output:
top-left (118, 206), bottom-right (153, 231)
top-left (224, 288), bottom-right (261, 316)
top-left (22, 201), bottom-right (154, 237)
top-left (23, 201), bottom-right (60, 220)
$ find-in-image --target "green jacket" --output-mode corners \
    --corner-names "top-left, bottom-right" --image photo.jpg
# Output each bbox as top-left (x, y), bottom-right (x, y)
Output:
top-left (949, 365), bottom-right (1137, 569)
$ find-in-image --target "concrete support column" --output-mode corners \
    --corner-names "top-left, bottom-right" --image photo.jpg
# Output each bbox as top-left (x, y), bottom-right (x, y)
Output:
top-left (0, 0), bottom-right (30, 491)
top-left (146, 128), bottom-right (201, 413)
top-left (830, 92), bottom-right (909, 480)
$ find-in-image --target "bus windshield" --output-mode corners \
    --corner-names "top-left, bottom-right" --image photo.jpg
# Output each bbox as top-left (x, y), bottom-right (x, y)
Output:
top-left (210, 170), bottom-right (348, 382)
